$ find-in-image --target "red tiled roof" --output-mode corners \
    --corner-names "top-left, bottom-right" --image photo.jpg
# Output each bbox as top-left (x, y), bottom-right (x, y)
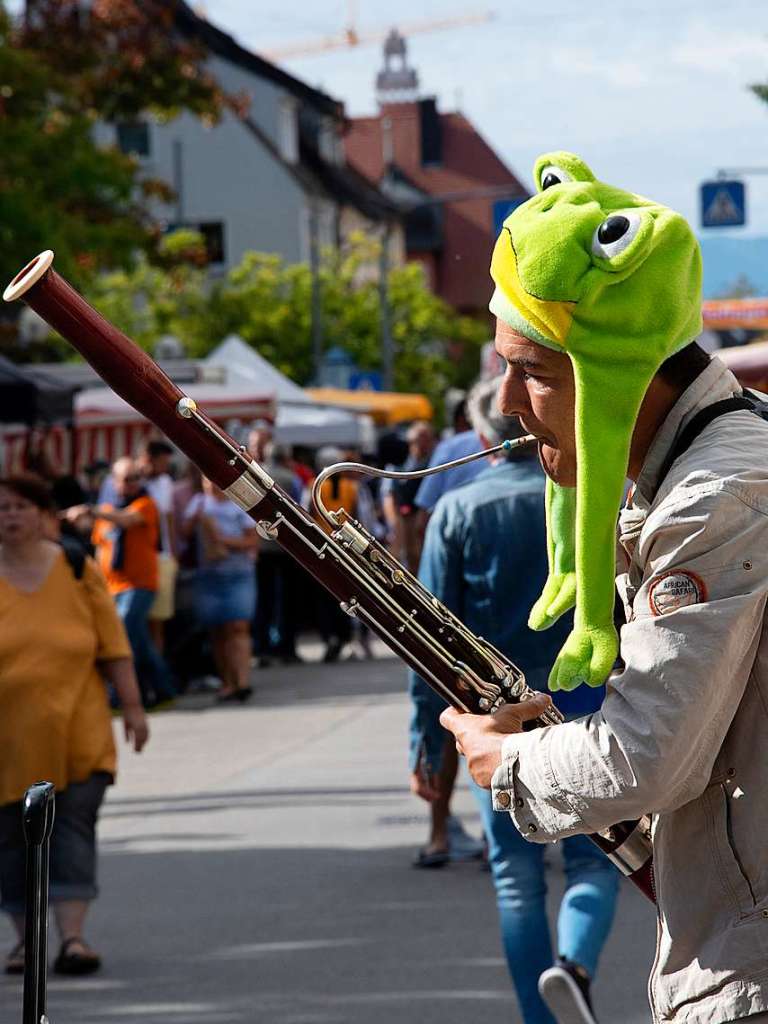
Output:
top-left (344, 104), bottom-right (527, 312)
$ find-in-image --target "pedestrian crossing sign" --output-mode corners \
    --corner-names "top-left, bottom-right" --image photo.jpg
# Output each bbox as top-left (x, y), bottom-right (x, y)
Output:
top-left (701, 180), bottom-right (746, 228)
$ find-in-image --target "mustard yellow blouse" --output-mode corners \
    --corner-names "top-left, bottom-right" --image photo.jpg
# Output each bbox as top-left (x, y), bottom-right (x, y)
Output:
top-left (0, 551), bottom-right (131, 806)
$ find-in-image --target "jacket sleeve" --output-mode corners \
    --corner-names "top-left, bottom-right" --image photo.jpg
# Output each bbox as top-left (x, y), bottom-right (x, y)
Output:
top-left (407, 500), bottom-right (465, 773)
top-left (492, 483), bottom-right (768, 841)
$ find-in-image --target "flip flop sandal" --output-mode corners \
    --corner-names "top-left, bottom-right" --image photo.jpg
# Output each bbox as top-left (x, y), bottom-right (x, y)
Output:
top-left (53, 937), bottom-right (101, 976)
top-left (4, 941), bottom-right (24, 975)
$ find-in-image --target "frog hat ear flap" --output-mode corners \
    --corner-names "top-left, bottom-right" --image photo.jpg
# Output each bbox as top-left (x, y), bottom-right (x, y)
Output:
top-left (490, 152), bottom-right (702, 692)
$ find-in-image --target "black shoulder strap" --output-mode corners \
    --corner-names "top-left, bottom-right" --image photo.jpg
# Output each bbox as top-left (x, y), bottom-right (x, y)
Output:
top-left (60, 536), bottom-right (86, 581)
top-left (655, 395), bottom-right (756, 491)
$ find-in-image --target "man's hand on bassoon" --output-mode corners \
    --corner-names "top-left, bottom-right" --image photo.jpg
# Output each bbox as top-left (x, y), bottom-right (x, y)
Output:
top-left (440, 695), bottom-right (553, 789)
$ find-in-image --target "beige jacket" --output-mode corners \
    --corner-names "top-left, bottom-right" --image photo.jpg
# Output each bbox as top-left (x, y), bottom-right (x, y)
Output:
top-left (492, 358), bottom-right (768, 1024)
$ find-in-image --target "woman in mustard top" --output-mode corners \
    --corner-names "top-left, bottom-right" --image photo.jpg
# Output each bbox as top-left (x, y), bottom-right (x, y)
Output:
top-left (0, 476), bottom-right (149, 977)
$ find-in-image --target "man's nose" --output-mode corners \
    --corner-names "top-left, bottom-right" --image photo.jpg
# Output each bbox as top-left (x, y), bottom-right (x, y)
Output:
top-left (497, 373), bottom-right (530, 417)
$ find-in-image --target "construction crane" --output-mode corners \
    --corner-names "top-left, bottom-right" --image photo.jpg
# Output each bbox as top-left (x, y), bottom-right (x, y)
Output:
top-left (261, 3), bottom-right (495, 61)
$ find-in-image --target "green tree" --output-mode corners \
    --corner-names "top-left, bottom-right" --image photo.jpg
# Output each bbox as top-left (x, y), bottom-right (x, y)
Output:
top-left (0, 0), bottom-right (236, 320)
top-left (19, 0), bottom-right (243, 124)
top-left (0, 4), bottom-right (156, 297)
top-left (83, 234), bottom-right (489, 410)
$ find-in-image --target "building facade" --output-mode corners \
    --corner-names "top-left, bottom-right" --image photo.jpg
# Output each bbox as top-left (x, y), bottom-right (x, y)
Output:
top-left (97, 3), bottom-right (402, 272)
top-left (344, 31), bottom-right (527, 315)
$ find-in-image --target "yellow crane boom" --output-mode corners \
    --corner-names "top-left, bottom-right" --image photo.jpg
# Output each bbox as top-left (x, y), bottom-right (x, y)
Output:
top-left (262, 10), bottom-right (495, 61)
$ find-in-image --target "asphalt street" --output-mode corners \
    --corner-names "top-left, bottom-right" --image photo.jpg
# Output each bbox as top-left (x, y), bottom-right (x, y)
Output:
top-left (0, 643), bottom-right (656, 1024)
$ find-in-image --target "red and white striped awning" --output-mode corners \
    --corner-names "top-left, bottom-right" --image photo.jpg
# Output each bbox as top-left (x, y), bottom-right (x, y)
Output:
top-left (1, 383), bottom-right (276, 476)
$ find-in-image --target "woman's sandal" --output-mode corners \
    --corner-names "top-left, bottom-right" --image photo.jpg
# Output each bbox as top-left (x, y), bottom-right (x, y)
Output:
top-left (4, 941), bottom-right (24, 975)
top-left (53, 936), bottom-right (101, 976)
top-left (412, 847), bottom-right (450, 869)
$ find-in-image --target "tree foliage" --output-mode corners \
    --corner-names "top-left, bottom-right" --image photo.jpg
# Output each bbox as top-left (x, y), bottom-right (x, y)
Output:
top-left (0, 0), bottom-right (236, 302)
top-left (19, 0), bottom-right (239, 123)
top-left (0, 4), bottom-right (155, 294)
top-left (84, 233), bottom-right (489, 409)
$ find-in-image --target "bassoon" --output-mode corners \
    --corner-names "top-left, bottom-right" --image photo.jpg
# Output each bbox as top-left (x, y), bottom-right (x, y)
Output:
top-left (3, 251), bottom-right (655, 902)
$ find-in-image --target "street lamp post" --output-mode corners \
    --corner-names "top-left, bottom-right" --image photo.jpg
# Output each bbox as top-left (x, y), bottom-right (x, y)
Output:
top-left (379, 220), bottom-right (394, 391)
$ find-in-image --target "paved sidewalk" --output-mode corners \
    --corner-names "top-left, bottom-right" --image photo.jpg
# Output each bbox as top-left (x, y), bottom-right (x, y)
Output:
top-left (0, 645), bottom-right (655, 1024)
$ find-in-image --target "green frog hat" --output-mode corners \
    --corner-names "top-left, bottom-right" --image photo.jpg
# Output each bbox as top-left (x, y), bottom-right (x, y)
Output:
top-left (490, 152), bottom-right (702, 692)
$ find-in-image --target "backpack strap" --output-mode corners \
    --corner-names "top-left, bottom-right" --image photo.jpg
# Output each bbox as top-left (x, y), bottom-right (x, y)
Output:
top-left (654, 395), bottom-right (756, 495)
top-left (60, 535), bottom-right (86, 581)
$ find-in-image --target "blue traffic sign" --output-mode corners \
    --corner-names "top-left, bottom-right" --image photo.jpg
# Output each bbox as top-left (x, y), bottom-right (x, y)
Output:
top-left (493, 197), bottom-right (527, 237)
top-left (701, 180), bottom-right (746, 228)
top-left (349, 371), bottom-right (383, 392)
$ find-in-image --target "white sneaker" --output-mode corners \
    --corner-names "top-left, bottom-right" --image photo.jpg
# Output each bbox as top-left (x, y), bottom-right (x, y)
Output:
top-left (538, 961), bottom-right (597, 1024)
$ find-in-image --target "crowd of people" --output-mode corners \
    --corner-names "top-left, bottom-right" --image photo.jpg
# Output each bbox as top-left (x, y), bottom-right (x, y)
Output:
top-left (3, 405), bottom-right (491, 712)
top-left (0, 383), bottom-right (621, 1023)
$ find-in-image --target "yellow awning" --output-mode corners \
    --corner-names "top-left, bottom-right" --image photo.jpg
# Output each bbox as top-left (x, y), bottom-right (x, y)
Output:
top-left (306, 388), bottom-right (433, 426)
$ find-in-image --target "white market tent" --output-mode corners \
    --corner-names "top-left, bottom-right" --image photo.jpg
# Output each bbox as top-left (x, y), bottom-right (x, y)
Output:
top-left (70, 379), bottom-right (276, 471)
top-left (204, 335), bottom-right (375, 449)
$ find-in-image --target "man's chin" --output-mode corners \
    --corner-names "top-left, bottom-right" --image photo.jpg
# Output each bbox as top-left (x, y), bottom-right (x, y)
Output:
top-left (538, 443), bottom-right (573, 487)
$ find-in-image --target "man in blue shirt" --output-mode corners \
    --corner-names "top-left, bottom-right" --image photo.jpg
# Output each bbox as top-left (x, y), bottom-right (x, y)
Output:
top-left (412, 427), bottom-right (484, 514)
top-left (408, 377), bottom-right (618, 1024)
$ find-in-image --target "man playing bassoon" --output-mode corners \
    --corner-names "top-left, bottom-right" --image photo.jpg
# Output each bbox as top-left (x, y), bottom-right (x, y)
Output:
top-left (440, 152), bottom-right (768, 1024)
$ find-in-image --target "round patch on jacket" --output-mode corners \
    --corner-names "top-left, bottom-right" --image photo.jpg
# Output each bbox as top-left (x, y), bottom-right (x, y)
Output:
top-left (648, 571), bottom-right (707, 616)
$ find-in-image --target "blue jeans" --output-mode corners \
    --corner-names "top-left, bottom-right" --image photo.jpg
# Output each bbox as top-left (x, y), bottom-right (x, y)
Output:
top-left (114, 588), bottom-right (175, 704)
top-left (471, 781), bottom-right (619, 1024)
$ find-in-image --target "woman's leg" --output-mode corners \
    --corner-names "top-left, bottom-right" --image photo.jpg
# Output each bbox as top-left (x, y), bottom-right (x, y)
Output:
top-left (49, 774), bottom-right (110, 963)
top-left (557, 834), bottom-right (619, 979)
top-left (211, 625), bottom-right (233, 694)
top-left (227, 620), bottom-right (253, 692)
top-left (425, 737), bottom-right (458, 855)
top-left (54, 900), bottom-right (90, 944)
top-left (470, 780), bottom-right (556, 1024)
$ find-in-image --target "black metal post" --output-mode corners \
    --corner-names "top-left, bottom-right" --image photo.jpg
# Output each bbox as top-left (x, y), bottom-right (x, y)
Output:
top-left (22, 782), bottom-right (55, 1024)
top-left (308, 200), bottom-right (323, 384)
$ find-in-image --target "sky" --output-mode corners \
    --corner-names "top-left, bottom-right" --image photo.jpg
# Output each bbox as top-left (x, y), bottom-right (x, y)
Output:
top-left (6, 0), bottom-right (767, 246)
top-left (201, 0), bottom-right (768, 241)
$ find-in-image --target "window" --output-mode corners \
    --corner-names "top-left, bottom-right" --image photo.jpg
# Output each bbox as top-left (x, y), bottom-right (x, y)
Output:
top-left (116, 121), bottom-right (150, 157)
top-left (198, 222), bottom-right (226, 265)
top-left (278, 97), bottom-right (299, 164)
top-left (318, 116), bottom-right (341, 165)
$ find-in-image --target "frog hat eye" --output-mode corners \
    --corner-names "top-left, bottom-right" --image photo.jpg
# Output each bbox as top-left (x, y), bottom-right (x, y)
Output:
top-left (591, 210), bottom-right (643, 260)
top-left (539, 164), bottom-right (574, 190)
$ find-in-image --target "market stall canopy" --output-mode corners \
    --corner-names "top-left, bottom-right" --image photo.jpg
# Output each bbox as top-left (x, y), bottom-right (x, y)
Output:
top-left (204, 335), bottom-right (376, 449)
top-left (718, 341), bottom-right (768, 392)
top-left (703, 299), bottom-right (768, 332)
top-left (0, 357), bottom-right (77, 425)
top-left (75, 380), bottom-right (276, 426)
top-left (305, 387), bottom-right (433, 427)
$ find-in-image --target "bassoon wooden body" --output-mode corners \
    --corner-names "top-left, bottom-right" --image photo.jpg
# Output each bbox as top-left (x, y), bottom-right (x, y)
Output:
top-left (3, 251), bottom-right (655, 902)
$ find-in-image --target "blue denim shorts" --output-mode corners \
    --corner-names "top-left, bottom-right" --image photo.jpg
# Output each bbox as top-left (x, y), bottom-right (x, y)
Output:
top-left (0, 772), bottom-right (110, 915)
top-left (196, 568), bottom-right (256, 627)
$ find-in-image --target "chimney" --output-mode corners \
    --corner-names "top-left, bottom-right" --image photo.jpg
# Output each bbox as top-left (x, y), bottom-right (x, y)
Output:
top-left (419, 97), bottom-right (442, 166)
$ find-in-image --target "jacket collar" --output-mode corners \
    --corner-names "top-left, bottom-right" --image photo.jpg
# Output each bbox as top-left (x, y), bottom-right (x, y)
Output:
top-left (631, 356), bottom-right (742, 511)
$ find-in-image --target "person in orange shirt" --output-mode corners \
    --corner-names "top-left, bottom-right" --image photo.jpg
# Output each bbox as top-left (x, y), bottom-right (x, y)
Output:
top-left (74, 456), bottom-right (175, 708)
